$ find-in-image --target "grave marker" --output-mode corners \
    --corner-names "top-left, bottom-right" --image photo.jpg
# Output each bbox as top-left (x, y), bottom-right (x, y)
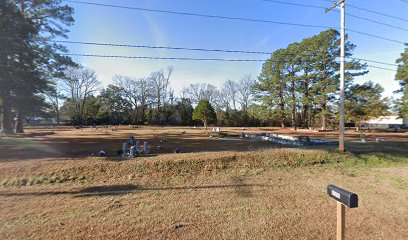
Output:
top-left (143, 142), bottom-right (149, 154)
top-left (122, 143), bottom-right (127, 157)
top-left (129, 146), bottom-right (135, 158)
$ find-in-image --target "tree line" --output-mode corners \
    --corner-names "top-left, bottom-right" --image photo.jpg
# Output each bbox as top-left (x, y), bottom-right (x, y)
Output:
top-left (1, 1), bottom-right (407, 134)
top-left (253, 29), bottom-right (390, 130)
top-left (54, 67), bottom-right (256, 127)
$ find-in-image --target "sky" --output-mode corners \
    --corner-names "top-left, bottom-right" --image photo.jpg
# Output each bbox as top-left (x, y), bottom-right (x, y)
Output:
top-left (61, 0), bottom-right (408, 98)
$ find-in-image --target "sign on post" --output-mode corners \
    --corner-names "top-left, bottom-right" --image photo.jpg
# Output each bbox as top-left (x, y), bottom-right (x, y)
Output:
top-left (327, 185), bottom-right (358, 240)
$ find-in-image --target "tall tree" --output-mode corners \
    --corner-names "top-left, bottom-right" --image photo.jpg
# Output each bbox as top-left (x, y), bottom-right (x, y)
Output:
top-left (395, 43), bottom-right (408, 118)
top-left (222, 80), bottom-right (239, 110)
top-left (183, 83), bottom-right (218, 104)
top-left (61, 66), bottom-right (99, 125)
top-left (255, 48), bottom-right (288, 128)
top-left (149, 66), bottom-right (173, 124)
top-left (237, 74), bottom-right (255, 114)
top-left (0, 0), bottom-right (74, 133)
top-left (346, 81), bottom-right (389, 130)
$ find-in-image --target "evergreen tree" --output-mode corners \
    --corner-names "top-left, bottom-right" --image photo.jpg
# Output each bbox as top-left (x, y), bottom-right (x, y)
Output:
top-left (395, 43), bottom-right (408, 118)
top-left (0, 0), bottom-right (74, 133)
top-left (346, 81), bottom-right (389, 130)
top-left (192, 100), bottom-right (216, 130)
top-left (255, 49), bottom-right (289, 128)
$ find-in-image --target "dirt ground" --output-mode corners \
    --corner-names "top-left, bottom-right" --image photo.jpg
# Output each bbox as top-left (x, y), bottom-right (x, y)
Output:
top-left (0, 126), bottom-right (407, 239)
top-left (0, 126), bottom-right (407, 161)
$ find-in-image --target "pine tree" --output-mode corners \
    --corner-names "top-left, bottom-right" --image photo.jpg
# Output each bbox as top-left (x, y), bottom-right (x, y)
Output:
top-left (346, 81), bottom-right (389, 130)
top-left (395, 43), bottom-right (408, 118)
top-left (0, 0), bottom-right (74, 133)
top-left (192, 100), bottom-right (217, 130)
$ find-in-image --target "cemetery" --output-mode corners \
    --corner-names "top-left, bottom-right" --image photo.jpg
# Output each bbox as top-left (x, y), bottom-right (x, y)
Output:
top-left (0, 126), bottom-right (407, 239)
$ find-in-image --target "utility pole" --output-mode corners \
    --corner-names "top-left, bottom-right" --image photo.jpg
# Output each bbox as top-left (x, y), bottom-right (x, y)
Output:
top-left (326, 0), bottom-right (346, 152)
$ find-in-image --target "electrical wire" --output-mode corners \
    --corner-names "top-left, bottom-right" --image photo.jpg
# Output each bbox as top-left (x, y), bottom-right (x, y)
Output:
top-left (0, 36), bottom-right (398, 67)
top-left (261, 0), bottom-right (408, 32)
top-left (62, 0), bottom-right (405, 45)
top-left (65, 53), bottom-right (398, 72)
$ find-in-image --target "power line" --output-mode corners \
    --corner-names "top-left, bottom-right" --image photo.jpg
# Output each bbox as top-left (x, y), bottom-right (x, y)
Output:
top-left (65, 53), bottom-right (397, 72)
top-left (63, 0), bottom-right (405, 45)
top-left (66, 53), bottom-right (266, 62)
top-left (0, 36), bottom-right (398, 67)
top-left (261, 0), bottom-right (408, 32)
top-left (347, 29), bottom-right (404, 44)
top-left (56, 39), bottom-right (398, 67)
top-left (318, 0), bottom-right (408, 23)
top-left (63, 0), bottom-right (333, 29)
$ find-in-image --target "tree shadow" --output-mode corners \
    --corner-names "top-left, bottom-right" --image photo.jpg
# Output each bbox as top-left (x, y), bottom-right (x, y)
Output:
top-left (0, 183), bottom-right (266, 198)
top-left (230, 176), bottom-right (253, 198)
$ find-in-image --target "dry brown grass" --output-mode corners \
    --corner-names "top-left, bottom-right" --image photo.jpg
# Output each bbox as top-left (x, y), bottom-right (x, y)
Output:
top-left (0, 127), bottom-right (407, 239)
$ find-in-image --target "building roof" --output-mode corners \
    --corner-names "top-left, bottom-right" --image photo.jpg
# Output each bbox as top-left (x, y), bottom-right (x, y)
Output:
top-left (366, 115), bottom-right (405, 125)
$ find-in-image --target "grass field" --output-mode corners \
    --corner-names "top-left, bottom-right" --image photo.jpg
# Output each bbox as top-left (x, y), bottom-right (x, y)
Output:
top-left (0, 126), bottom-right (407, 239)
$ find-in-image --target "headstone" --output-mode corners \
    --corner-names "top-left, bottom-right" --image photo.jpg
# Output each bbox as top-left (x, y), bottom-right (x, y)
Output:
top-left (98, 150), bottom-right (106, 157)
top-left (122, 142), bottom-right (127, 157)
top-left (129, 146), bottom-right (135, 158)
top-left (129, 135), bottom-right (134, 145)
top-left (143, 142), bottom-right (149, 154)
top-left (135, 141), bottom-right (141, 151)
top-left (216, 127), bottom-right (220, 132)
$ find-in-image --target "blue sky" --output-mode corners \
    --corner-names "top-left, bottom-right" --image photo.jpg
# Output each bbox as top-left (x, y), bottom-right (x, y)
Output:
top-left (63, 0), bottom-right (408, 98)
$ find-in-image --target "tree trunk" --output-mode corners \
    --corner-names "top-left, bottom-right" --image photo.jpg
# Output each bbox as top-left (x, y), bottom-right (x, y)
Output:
top-left (55, 94), bottom-right (60, 125)
top-left (321, 103), bottom-right (327, 131)
top-left (15, 107), bottom-right (24, 133)
top-left (204, 120), bottom-right (207, 130)
top-left (291, 79), bottom-right (297, 130)
top-left (279, 86), bottom-right (285, 128)
top-left (1, 94), bottom-right (14, 134)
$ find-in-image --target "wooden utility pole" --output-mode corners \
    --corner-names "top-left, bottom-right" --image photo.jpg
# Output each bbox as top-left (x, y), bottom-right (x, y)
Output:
top-left (326, 0), bottom-right (346, 151)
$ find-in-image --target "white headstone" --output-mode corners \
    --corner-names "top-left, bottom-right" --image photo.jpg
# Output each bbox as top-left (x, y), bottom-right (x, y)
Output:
top-left (135, 141), bottom-right (141, 151)
top-left (143, 142), bottom-right (149, 154)
top-left (122, 142), bottom-right (127, 157)
top-left (129, 146), bottom-right (135, 158)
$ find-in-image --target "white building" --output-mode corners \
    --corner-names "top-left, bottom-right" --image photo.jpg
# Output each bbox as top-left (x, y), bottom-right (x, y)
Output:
top-left (364, 115), bottom-right (408, 129)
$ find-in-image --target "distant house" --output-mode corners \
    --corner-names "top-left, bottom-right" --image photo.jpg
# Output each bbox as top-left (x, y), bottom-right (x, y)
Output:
top-left (364, 115), bottom-right (408, 129)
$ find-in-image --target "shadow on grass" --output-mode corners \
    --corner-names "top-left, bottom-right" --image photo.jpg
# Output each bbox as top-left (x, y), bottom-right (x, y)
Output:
top-left (345, 141), bottom-right (408, 159)
top-left (0, 183), bottom-right (266, 198)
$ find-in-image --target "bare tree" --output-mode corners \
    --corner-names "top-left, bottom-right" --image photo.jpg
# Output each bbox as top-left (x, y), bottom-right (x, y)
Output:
top-left (183, 83), bottom-right (218, 104)
top-left (237, 74), bottom-right (255, 113)
top-left (45, 80), bottom-right (65, 125)
top-left (61, 66), bottom-right (99, 125)
top-left (222, 79), bottom-right (239, 110)
top-left (113, 75), bottom-right (138, 110)
top-left (149, 66), bottom-right (173, 124)
top-left (213, 88), bottom-right (230, 111)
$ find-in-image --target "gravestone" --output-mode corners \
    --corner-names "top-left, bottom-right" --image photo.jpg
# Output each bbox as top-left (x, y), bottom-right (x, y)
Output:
top-left (135, 141), bottom-right (141, 151)
top-left (129, 146), bottom-right (135, 158)
top-left (122, 142), bottom-right (127, 157)
top-left (143, 142), bottom-right (149, 154)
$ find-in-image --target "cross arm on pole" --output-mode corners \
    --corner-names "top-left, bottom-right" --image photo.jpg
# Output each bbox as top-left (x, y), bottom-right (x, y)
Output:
top-left (325, 0), bottom-right (345, 13)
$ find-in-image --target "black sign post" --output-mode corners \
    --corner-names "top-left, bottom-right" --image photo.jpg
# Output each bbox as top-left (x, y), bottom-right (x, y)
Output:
top-left (327, 185), bottom-right (358, 240)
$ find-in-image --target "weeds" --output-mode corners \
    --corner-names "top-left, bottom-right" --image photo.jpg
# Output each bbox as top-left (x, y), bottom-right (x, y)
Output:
top-left (0, 174), bottom-right (86, 188)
